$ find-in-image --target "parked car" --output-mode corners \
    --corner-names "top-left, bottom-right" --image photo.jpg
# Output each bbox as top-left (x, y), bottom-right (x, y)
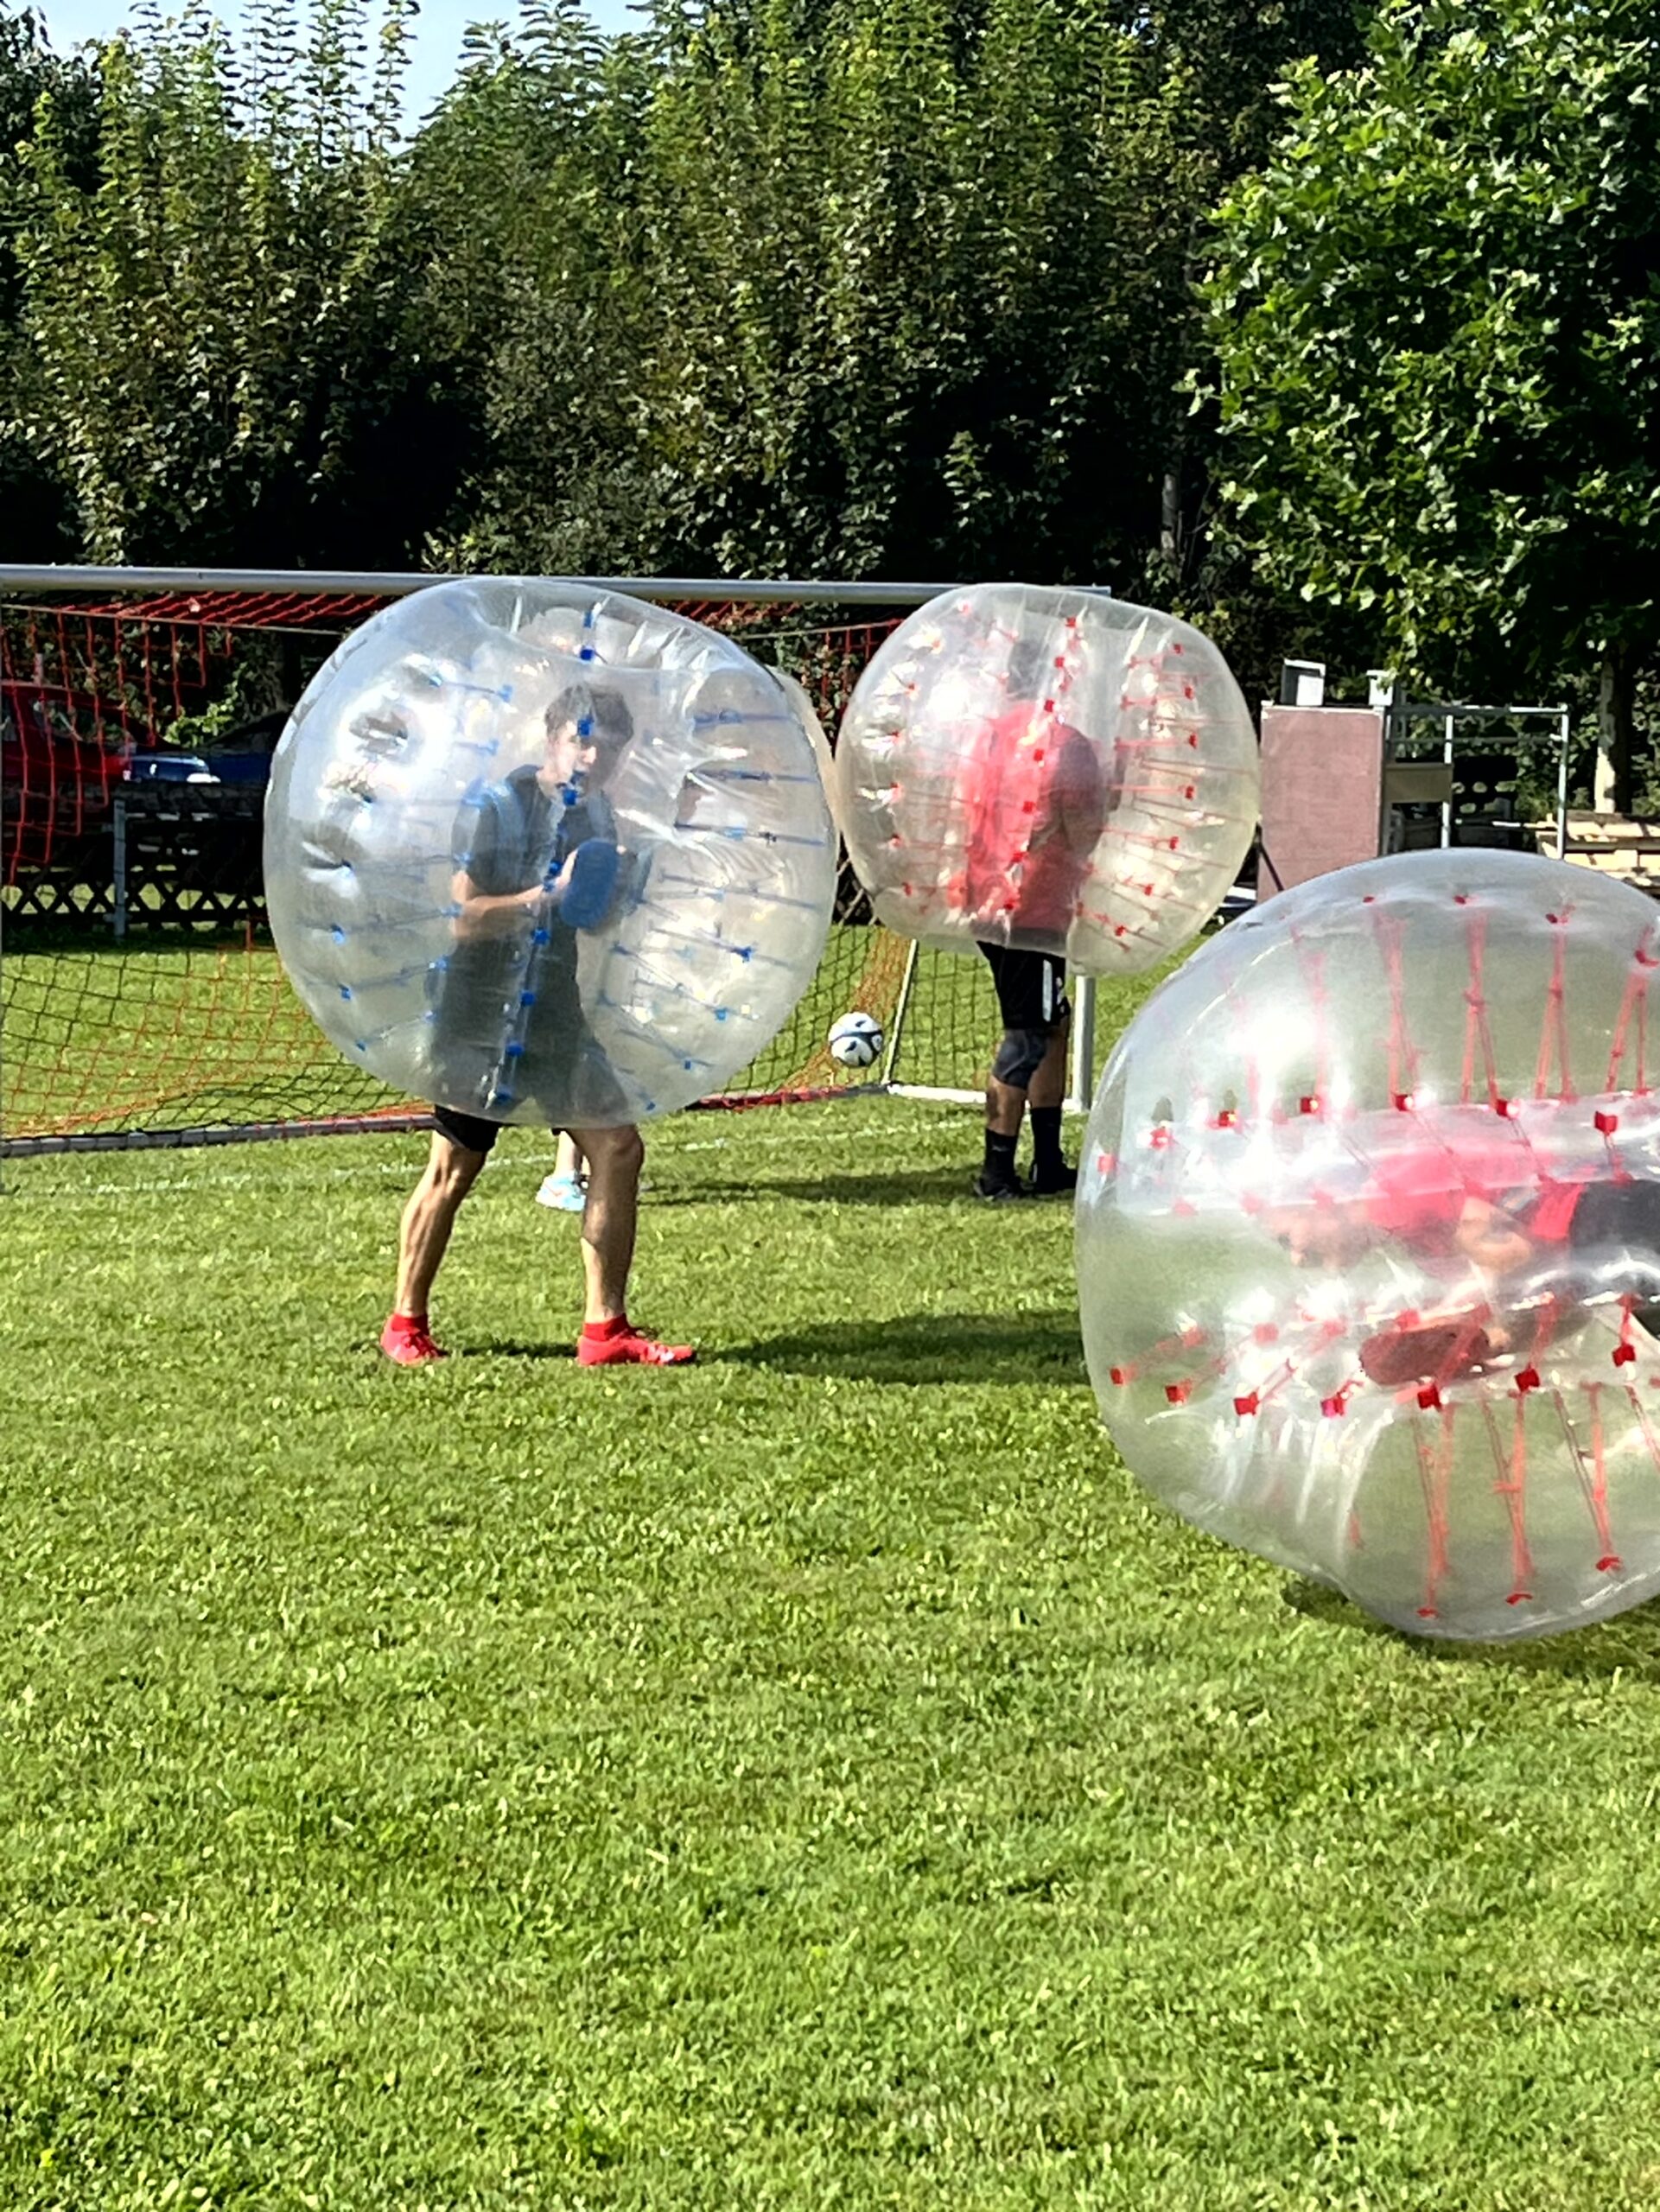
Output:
top-left (201, 709), bottom-right (289, 788)
top-left (0, 679), bottom-right (125, 880)
top-left (1, 678), bottom-right (124, 783)
top-left (124, 752), bottom-right (219, 785)
top-left (124, 710), bottom-right (288, 791)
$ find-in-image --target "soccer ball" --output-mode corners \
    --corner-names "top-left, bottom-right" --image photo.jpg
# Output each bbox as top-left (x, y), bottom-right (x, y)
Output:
top-left (828, 1010), bottom-right (884, 1069)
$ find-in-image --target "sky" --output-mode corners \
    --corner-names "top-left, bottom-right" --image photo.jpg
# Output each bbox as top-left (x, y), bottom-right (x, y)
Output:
top-left (34, 0), bottom-right (638, 125)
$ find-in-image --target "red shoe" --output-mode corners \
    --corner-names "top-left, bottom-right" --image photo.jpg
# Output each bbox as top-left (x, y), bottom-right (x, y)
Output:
top-left (1357, 1317), bottom-right (1493, 1388)
top-left (577, 1322), bottom-right (696, 1368)
top-left (380, 1315), bottom-right (448, 1366)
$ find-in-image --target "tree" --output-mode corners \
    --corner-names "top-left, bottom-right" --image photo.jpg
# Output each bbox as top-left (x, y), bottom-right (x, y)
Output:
top-left (425, 0), bottom-right (1218, 590)
top-left (1112, 0), bottom-right (1371, 607)
top-left (10, 0), bottom-right (462, 566)
top-left (401, 0), bottom-right (663, 574)
top-left (0, 5), bottom-right (99, 556)
top-left (1204, 0), bottom-right (1660, 806)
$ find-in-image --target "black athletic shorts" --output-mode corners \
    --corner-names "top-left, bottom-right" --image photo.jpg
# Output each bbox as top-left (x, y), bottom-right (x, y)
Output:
top-left (1568, 1179), bottom-right (1660, 1255)
top-left (979, 944), bottom-right (1071, 1033)
top-left (430, 1049), bottom-right (633, 1154)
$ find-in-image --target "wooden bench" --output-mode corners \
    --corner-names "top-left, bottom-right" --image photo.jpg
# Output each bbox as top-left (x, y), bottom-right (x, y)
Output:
top-left (1534, 813), bottom-right (1660, 893)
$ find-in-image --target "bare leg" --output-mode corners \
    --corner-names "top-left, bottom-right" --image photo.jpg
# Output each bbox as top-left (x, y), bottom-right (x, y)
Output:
top-left (1027, 1020), bottom-right (1071, 1110)
top-left (569, 1122), bottom-right (645, 1325)
top-left (395, 1131), bottom-right (487, 1317)
top-left (987, 1018), bottom-right (1069, 1135)
top-left (985, 1067), bottom-right (1028, 1140)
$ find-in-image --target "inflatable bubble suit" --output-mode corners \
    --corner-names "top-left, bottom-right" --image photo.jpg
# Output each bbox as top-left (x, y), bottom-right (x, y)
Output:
top-left (264, 581), bottom-right (836, 1126)
top-left (835, 582), bottom-right (1260, 972)
top-left (1078, 847), bottom-right (1660, 1642)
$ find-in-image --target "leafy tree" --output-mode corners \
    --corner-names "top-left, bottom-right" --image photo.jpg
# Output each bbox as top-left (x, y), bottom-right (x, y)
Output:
top-left (0, 5), bottom-right (99, 556)
top-left (403, 0), bottom-right (662, 573)
top-left (427, 0), bottom-right (1214, 590)
top-left (1116, 0), bottom-right (1370, 607)
top-left (1125, 0), bottom-right (1371, 176)
top-left (10, 0), bottom-right (461, 566)
top-left (1204, 0), bottom-right (1660, 804)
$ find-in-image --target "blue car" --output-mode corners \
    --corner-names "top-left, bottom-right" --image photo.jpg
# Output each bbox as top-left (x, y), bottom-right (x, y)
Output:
top-left (124, 752), bottom-right (218, 785)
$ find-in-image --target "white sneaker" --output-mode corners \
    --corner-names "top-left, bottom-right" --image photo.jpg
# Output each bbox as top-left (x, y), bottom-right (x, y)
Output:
top-left (536, 1172), bottom-right (587, 1213)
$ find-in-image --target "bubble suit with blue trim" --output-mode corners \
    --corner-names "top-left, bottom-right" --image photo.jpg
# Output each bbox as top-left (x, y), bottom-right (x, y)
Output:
top-left (1078, 848), bottom-right (1660, 1642)
top-left (264, 581), bottom-right (836, 1126)
top-left (835, 582), bottom-right (1260, 972)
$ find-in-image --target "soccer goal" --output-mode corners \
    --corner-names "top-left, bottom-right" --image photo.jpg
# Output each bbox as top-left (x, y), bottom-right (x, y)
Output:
top-left (1, 567), bottom-right (1089, 1160)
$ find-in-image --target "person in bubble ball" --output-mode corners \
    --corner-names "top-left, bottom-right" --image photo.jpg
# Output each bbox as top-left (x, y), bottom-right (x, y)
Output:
top-left (1266, 1137), bottom-right (1660, 1388)
top-left (381, 680), bottom-right (694, 1370)
top-left (964, 639), bottom-right (1110, 1202)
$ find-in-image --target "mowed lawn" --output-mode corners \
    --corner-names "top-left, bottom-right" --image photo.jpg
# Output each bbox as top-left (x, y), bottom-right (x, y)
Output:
top-left (6, 1098), bottom-right (1660, 2209)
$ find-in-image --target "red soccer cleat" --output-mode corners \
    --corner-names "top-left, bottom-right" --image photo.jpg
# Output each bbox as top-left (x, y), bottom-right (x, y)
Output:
top-left (380, 1314), bottom-right (448, 1366)
top-left (1356, 1318), bottom-right (1493, 1389)
top-left (576, 1321), bottom-right (696, 1368)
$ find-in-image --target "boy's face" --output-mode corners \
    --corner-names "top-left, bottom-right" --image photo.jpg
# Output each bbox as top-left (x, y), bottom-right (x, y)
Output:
top-left (541, 713), bottom-right (620, 794)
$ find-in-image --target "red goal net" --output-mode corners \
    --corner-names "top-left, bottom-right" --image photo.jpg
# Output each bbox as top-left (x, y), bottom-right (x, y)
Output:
top-left (1, 575), bottom-right (953, 1157)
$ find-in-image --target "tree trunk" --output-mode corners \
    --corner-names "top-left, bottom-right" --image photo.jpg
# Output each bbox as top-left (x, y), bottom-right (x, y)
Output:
top-left (1598, 642), bottom-right (1637, 817)
top-left (1161, 455), bottom-right (1181, 572)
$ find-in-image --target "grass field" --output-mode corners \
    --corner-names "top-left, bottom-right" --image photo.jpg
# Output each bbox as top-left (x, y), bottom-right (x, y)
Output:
top-left (10, 1087), bottom-right (1660, 2209)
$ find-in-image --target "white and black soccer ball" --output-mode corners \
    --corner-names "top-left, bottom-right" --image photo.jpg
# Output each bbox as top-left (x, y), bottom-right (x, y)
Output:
top-left (827, 1010), bottom-right (884, 1070)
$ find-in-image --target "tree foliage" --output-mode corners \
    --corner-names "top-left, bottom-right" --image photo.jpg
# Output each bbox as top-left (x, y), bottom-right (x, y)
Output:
top-left (11, 0), bottom-right (466, 564)
top-left (1204, 0), bottom-right (1660, 791)
top-left (0, 6), bottom-right (98, 556)
top-left (0, 0), bottom-right (1483, 744)
top-left (417, 0), bottom-right (1213, 588)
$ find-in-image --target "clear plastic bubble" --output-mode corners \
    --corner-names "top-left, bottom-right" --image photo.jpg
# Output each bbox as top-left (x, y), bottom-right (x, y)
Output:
top-left (835, 582), bottom-right (1260, 973)
top-left (1078, 847), bottom-right (1660, 1641)
top-left (264, 580), bottom-right (836, 1125)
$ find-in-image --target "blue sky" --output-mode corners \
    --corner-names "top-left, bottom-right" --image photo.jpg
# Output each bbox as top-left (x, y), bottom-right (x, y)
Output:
top-left (35, 0), bottom-right (638, 124)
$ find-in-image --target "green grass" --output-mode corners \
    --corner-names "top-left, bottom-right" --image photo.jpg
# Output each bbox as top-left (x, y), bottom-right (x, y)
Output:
top-left (9, 1096), bottom-right (1660, 2208)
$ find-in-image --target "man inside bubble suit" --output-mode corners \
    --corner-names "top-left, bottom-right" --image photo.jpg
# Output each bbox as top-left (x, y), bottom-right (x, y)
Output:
top-left (965, 633), bottom-right (1112, 1201)
top-left (381, 679), bottom-right (694, 1370)
top-left (1262, 1133), bottom-right (1660, 1387)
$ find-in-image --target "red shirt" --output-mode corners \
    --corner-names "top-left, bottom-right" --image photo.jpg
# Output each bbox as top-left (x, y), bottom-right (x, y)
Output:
top-left (963, 706), bottom-right (1105, 935)
top-left (1363, 1135), bottom-right (1586, 1250)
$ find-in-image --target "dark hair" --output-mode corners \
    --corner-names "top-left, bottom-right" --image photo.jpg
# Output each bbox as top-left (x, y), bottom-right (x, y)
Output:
top-left (546, 683), bottom-right (633, 750)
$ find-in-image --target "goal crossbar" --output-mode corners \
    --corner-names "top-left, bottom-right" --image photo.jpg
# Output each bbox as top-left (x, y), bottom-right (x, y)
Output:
top-left (0, 566), bottom-right (957, 607)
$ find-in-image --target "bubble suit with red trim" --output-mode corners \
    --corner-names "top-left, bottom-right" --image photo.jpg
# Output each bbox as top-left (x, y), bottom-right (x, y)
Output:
top-left (1078, 848), bottom-right (1660, 1642)
top-left (264, 580), bottom-right (836, 1127)
top-left (834, 582), bottom-right (1260, 973)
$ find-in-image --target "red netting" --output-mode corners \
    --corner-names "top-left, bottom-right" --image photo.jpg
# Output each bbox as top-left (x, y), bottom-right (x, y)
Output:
top-left (1, 586), bottom-right (984, 1154)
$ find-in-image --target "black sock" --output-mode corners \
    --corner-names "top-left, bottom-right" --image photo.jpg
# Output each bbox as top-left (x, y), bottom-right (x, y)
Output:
top-left (1031, 1107), bottom-right (1065, 1174)
top-left (983, 1129), bottom-right (1019, 1182)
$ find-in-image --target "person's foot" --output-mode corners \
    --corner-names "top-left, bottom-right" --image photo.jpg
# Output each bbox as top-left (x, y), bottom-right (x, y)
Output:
top-left (577, 1322), bottom-right (696, 1367)
top-left (1357, 1318), bottom-right (1495, 1389)
top-left (536, 1171), bottom-right (588, 1213)
top-left (1028, 1161), bottom-right (1078, 1197)
top-left (973, 1170), bottom-right (1027, 1202)
top-left (380, 1314), bottom-right (447, 1365)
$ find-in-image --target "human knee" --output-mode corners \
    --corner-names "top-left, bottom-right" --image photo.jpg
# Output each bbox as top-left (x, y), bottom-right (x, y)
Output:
top-left (580, 1122), bottom-right (645, 1179)
top-left (991, 1026), bottom-right (1052, 1090)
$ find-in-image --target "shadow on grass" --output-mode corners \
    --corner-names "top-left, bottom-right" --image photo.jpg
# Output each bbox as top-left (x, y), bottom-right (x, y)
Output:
top-left (654, 1165), bottom-right (1077, 1211)
top-left (1284, 1575), bottom-right (1660, 1680)
top-left (728, 1306), bottom-right (1087, 1384)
